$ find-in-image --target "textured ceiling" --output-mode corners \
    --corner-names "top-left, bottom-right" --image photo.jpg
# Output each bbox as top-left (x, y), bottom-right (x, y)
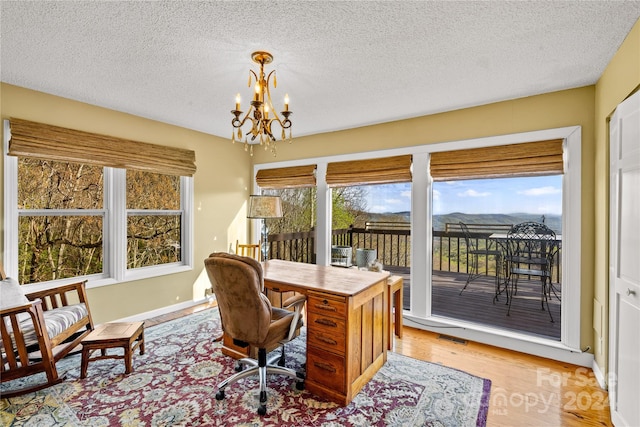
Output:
top-left (2, 1), bottom-right (640, 140)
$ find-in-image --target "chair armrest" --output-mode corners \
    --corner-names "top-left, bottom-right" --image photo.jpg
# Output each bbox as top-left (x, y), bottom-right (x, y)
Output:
top-left (282, 294), bottom-right (306, 310)
top-left (282, 294), bottom-right (307, 343)
top-left (1, 300), bottom-right (33, 317)
top-left (1, 299), bottom-right (54, 373)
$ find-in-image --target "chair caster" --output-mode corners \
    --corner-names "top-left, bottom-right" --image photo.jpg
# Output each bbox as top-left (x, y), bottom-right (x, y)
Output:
top-left (234, 362), bottom-right (244, 372)
top-left (215, 390), bottom-right (225, 400)
top-left (257, 391), bottom-right (268, 415)
top-left (296, 371), bottom-right (305, 390)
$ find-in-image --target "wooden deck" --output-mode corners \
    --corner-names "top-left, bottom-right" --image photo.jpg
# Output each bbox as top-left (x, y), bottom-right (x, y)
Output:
top-left (387, 267), bottom-right (561, 340)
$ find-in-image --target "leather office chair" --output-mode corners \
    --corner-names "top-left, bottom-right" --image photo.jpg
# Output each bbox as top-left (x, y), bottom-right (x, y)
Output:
top-left (505, 222), bottom-right (559, 322)
top-left (204, 252), bottom-right (306, 415)
top-left (459, 222), bottom-right (503, 295)
top-left (235, 240), bottom-right (261, 261)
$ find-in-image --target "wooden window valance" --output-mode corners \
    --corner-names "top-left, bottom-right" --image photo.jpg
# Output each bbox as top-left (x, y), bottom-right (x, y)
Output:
top-left (255, 164), bottom-right (316, 188)
top-left (326, 155), bottom-right (412, 187)
top-left (8, 118), bottom-right (197, 176)
top-left (430, 139), bottom-right (564, 181)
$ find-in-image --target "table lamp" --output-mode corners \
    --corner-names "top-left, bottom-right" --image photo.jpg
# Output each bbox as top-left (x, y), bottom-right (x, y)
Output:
top-left (247, 195), bottom-right (283, 260)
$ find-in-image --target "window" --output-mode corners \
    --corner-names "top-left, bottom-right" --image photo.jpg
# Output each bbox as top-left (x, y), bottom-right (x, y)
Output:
top-left (254, 126), bottom-right (582, 359)
top-left (331, 182), bottom-right (411, 280)
top-left (255, 165), bottom-right (318, 263)
top-left (4, 119), bottom-right (194, 286)
top-left (431, 174), bottom-right (563, 340)
top-left (429, 139), bottom-right (566, 339)
top-left (261, 187), bottom-right (317, 263)
top-left (126, 170), bottom-right (182, 269)
top-left (17, 158), bottom-right (104, 283)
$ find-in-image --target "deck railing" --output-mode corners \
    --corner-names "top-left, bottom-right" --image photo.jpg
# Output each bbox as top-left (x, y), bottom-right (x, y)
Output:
top-left (266, 223), bottom-right (561, 281)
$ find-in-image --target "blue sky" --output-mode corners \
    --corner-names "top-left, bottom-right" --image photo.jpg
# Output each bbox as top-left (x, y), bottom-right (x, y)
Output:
top-left (365, 175), bottom-right (563, 215)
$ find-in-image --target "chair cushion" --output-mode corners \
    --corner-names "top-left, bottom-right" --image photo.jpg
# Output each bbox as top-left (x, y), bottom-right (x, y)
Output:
top-left (13, 303), bottom-right (88, 349)
top-left (256, 306), bottom-right (298, 349)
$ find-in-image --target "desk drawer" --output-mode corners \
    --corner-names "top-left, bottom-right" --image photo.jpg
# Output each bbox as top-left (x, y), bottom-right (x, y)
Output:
top-left (308, 310), bottom-right (346, 333)
top-left (307, 326), bottom-right (346, 354)
top-left (307, 347), bottom-right (346, 394)
top-left (307, 294), bottom-right (347, 317)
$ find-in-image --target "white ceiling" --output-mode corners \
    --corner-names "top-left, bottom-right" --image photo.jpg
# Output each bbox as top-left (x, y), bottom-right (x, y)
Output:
top-left (2, 1), bottom-right (640, 140)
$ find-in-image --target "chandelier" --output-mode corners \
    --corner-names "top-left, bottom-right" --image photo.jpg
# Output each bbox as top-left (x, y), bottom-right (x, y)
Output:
top-left (231, 51), bottom-right (292, 156)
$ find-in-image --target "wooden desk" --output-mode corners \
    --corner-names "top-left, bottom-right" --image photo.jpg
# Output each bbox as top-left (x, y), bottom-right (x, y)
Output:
top-left (221, 259), bottom-right (390, 406)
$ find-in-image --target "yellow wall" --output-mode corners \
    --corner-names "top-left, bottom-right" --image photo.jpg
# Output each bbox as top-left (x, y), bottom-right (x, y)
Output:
top-left (0, 83), bottom-right (253, 324)
top-left (593, 19), bottom-right (640, 372)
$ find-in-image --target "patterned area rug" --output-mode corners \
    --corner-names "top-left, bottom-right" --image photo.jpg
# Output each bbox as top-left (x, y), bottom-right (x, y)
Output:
top-left (1, 308), bottom-right (491, 426)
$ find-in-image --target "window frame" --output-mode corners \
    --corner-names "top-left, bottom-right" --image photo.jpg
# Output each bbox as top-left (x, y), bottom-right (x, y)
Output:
top-left (3, 120), bottom-right (193, 291)
top-left (254, 125), bottom-right (583, 364)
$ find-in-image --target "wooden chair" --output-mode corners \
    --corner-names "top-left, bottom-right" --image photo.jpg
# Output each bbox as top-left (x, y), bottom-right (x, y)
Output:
top-left (1, 279), bottom-right (94, 397)
top-left (236, 240), bottom-right (261, 261)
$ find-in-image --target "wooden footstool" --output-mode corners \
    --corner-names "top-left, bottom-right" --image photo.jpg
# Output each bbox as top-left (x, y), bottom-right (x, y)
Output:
top-left (80, 321), bottom-right (145, 379)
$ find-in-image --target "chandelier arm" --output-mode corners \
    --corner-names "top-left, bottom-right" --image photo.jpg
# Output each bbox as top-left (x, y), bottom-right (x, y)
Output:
top-left (248, 70), bottom-right (258, 87)
top-left (263, 82), bottom-right (285, 125)
top-left (266, 70), bottom-right (276, 88)
top-left (231, 109), bottom-right (256, 129)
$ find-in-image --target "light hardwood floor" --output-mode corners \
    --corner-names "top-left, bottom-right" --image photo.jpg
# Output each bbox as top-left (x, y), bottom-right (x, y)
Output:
top-left (148, 301), bottom-right (611, 427)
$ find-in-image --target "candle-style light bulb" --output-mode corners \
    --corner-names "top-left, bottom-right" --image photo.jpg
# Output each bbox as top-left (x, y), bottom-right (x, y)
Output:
top-left (235, 93), bottom-right (241, 111)
top-left (254, 82), bottom-right (260, 101)
top-left (284, 94), bottom-right (289, 111)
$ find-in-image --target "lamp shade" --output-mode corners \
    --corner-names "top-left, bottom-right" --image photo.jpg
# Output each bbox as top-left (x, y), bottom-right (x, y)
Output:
top-left (247, 195), bottom-right (283, 219)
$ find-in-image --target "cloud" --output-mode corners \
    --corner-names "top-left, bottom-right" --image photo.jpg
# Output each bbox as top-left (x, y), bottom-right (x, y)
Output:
top-left (433, 189), bottom-right (441, 200)
top-left (401, 190), bottom-right (411, 198)
top-left (457, 189), bottom-right (491, 197)
top-left (385, 198), bottom-right (402, 205)
top-left (518, 186), bottom-right (561, 196)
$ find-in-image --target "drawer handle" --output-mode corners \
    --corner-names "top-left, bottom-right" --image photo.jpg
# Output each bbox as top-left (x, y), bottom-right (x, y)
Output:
top-left (271, 287), bottom-right (280, 292)
top-left (316, 335), bottom-right (337, 345)
top-left (315, 318), bottom-right (337, 327)
top-left (314, 303), bottom-right (337, 312)
top-left (314, 361), bottom-right (336, 373)
top-left (627, 288), bottom-right (636, 296)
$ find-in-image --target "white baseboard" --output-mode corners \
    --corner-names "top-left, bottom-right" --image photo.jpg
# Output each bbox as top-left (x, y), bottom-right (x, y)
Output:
top-left (592, 359), bottom-right (607, 390)
top-left (109, 296), bottom-right (216, 325)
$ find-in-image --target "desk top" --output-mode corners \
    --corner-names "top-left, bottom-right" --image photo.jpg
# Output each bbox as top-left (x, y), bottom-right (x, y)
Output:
top-left (263, 259), bottom-right (389, 297)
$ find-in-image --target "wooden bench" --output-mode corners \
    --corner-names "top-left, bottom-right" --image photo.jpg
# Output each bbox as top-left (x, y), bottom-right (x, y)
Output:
top-left (444, 222), bottom-right (513, 236)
